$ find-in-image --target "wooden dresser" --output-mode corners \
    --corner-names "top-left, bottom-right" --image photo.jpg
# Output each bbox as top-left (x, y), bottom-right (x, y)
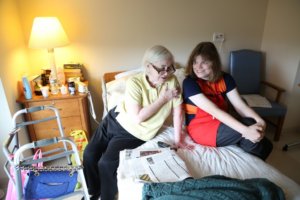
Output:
top-left (17, 93), bottom-right (91, 151)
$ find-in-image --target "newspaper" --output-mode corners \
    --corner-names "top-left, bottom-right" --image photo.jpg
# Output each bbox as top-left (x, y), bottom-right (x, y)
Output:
top-left (241, 94), bottom-right (272, 108)
top-left (124, 148), bottom-right (192, 183)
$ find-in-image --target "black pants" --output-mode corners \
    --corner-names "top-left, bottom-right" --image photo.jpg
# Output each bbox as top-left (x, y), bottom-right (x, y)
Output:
top-left (216, 118), bottom-right (273, 160)
top-left (83, 108), bottom-right (145, 200)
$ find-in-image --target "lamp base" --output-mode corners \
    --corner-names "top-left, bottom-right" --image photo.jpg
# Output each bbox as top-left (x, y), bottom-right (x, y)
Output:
top-left (47, 48), bottom-right (59, 94)
top-left (49, 72), bottom-right (59, 95)
top-left (48, 48), bottom-right (58, 80)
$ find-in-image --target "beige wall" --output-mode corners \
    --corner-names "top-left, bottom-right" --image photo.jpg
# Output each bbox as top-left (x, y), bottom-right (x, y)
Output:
top-left (261, 0), bottom-right (300, 130)
top-left (16, 0), bottom-right (269, 127)
top-left (0, 0), bottom-right (29, 112)
top-left (0, 0), bottom-right (30, 186)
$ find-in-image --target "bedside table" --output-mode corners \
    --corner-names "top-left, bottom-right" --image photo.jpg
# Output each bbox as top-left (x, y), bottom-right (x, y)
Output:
top-left (17, 93), bottom-right (91, 151)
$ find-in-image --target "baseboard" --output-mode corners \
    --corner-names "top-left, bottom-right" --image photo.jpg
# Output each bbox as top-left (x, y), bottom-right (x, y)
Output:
top-left (0, 177), bottom-right (8, 189)
top-left (282, 127), bottom-right (300, 134)
top-left (0, 177), bottom-right (7, 199)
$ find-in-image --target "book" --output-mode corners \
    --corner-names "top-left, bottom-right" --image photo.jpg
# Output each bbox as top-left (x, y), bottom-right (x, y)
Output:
top-left (64, 68), bottom-right (81, 73)
top-left (64, 72), bottom-right (83, 77)
top-left (63, 63), bottom-right (83, 69)
top-left (65, 75), bottom-right (84, 82)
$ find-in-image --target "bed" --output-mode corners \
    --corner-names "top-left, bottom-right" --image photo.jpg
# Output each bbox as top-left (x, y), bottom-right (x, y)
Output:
top-left (101, 68), bottom-right (300, 200)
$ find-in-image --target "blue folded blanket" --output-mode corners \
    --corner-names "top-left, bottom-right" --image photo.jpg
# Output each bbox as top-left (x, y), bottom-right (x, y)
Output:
top-left (142, 175), bottom-right (285, 200)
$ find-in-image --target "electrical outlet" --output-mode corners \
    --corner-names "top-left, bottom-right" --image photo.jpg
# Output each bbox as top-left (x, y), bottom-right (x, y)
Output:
top-left (213, 32), bottom-right (225, 42)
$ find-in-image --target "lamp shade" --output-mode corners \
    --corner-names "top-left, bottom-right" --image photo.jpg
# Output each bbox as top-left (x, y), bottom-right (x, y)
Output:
top-left (29, 17), bottom-right (69, 49)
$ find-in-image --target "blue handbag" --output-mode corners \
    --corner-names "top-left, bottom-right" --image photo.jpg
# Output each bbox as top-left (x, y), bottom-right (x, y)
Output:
top-left (24, 170), bottom-right (78, 199)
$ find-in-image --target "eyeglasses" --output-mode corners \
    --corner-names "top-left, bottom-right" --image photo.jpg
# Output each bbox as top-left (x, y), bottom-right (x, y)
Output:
top-left (150, 63), bottom-right (176, 75)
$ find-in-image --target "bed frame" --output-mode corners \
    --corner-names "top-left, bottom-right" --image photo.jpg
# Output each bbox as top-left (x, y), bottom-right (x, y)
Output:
top-left (102, 71), bottom-right (124, 116)
top-left (103, 71), bottom-right (124, 84)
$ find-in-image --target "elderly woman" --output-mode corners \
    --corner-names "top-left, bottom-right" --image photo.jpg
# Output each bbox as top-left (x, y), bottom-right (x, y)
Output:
top-left (83, 45), bottom-right (183, 200)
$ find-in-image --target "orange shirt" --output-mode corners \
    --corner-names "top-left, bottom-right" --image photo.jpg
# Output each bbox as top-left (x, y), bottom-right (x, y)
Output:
top-left (182, 73), bottom-right (236, 146)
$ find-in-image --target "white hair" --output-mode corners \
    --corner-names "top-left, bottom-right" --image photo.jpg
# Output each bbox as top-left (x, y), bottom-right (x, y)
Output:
top-left (142, 45), bottom-right (174, 68)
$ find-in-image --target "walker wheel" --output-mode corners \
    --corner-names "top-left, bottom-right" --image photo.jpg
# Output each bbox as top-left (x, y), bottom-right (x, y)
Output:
top-left (282, 144), bottom-right (288, 151)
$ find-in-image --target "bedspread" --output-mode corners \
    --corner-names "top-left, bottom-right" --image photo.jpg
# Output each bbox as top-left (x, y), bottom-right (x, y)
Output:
top-left (142, 175), bottom-right (285, 200)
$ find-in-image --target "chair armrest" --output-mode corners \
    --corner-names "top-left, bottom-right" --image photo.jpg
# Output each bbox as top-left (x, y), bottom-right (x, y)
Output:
top-left (261, 80), bottom-right (285, 102)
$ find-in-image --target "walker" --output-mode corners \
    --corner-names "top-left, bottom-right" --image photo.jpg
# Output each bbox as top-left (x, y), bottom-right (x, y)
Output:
top-left (3, 105), bottom-right (89, 200)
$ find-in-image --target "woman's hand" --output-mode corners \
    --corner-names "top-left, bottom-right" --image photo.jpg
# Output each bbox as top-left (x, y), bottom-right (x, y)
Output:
top-left (177, 141), bottom-right (195, 150)
top-left (175, 135), bottom-right (195, 150)
top-left (242, 124), bottom-right (264, 143)
top-left (160, 85), bottom-right (180, 103)
top-left (256, 120), bottom-right (266, 136)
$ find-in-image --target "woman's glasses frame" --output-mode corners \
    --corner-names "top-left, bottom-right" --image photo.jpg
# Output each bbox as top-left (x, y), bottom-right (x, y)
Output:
top-left (150, 63), bottom-right (176, 75)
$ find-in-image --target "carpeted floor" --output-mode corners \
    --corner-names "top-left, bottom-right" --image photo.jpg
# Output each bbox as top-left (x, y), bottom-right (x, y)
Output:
top-left (266, 128), bottom-right (300, 185)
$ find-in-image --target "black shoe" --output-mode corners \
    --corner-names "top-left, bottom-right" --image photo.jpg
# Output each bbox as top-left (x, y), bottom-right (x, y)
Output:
top-left (90, 195), bottom-right (100, 200)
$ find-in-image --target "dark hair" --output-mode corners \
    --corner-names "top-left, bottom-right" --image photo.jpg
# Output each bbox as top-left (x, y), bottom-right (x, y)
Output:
top-left (186, 42), bottom-right (223, 82)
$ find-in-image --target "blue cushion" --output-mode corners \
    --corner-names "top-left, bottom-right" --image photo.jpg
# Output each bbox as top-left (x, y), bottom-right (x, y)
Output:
top-left (252, 101), bottom-right (287, 117)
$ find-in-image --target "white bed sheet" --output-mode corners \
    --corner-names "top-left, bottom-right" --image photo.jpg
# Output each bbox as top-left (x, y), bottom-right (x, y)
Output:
top-left (118, 126), bottom-right (300, 200)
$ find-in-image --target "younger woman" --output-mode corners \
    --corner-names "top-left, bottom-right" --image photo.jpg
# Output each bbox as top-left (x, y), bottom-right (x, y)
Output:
top-left (182, 42), bottom-right (272, 160)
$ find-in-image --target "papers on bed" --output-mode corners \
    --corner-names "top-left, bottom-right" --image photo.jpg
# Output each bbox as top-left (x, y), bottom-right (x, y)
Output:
top-left (123, 148), bottom-right (192, 183)
top-left (241, 94), bottom-right (272, 108)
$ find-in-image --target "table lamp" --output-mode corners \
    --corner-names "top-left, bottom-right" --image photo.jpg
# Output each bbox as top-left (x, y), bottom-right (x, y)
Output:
top-left (28, 17), bottom-right (69, 80)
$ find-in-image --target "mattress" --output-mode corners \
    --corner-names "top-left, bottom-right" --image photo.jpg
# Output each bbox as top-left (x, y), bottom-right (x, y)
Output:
top-left (117, 126), bottom-right (300, 200)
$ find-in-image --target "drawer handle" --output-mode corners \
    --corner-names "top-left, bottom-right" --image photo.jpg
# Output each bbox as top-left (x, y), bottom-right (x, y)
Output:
top-left (50, 104), bottom-right (62, 111)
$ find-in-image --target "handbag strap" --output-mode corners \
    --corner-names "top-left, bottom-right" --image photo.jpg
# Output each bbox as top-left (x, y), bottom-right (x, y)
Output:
top-left (17, 165), bottom-right (83, 177)
top-left (32, 148), bottom-right (43, 168)
top-left (16, 165), bottom-right (83, 173)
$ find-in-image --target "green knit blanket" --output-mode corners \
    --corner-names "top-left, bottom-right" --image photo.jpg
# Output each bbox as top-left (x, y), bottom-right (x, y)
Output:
top-left (142, 175), bottom-right (285, 200)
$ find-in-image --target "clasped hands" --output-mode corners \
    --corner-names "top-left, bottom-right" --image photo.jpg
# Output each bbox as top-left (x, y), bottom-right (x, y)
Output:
top-left (244, 121), bottom-right (266, 143)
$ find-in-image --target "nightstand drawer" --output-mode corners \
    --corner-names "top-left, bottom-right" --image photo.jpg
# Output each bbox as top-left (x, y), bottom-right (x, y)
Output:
top-left (32, 116), bottom-right (83, 140)
top-left (28, 99), bottom-right (81, 119)
top-left (17, 93), bottom-right (91, 151)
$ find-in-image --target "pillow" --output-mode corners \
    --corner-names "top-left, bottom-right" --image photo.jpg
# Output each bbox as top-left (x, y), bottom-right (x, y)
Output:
top-left (114, 68), bottom-right (143, 79)
top-left (103, 72), bottom-right (140, 118)
top-left (102, 69), bottom-right (141, 118)
top-left (173, 67), bottom-right (186, 89)
top-left (106, 76), bottom-right (128, 111)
